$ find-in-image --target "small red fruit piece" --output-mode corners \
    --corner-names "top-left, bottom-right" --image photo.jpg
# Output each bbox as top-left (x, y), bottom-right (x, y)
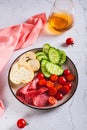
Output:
top-left (46, 80), bottom-right (54, 88)
top-left (58, 76), bottom-right (67, 85)
top-left (49, 87), bottom-right (57, 96)
top-left (37, 72), bottom-right (44, 79)
top-left (64, 69), bottom-right (71, 76)
top-left (66, 38), bottom-right (74, 46)
top-left (56, 93), bottom-right (63, 100)
top-left (55, 83), bottom-right (63, 91)
top-left (48, 96), bottom-right (57, 105)
top-left (61, 85), bottom-right (71, 95)
top-left (50, 74), bottom-right (58, 82)
top-left (38, 78), bottom-right (46, 87)
top-left (17, 118), bottom-right (28, 129)
top-left (66, 73), bottom-right (75, 82)
top-left (66, 82), bottom-right (72, 89)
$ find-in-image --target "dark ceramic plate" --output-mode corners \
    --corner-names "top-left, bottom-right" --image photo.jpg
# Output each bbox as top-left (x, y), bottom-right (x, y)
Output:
top-left (8, 48), bottom-right (78, 110)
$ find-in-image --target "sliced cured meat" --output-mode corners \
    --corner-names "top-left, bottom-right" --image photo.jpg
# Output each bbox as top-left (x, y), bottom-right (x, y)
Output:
top-left (16, 83), bottom-right (31, 98)
top-left (33, 93), bottom-right (49, 107)
top-left (16, 83), bottom-right (30, 104)
top-left (16, 77), bottom-right (49, 107)
top-left (16, 80), bottom-right (49, 106)
top-left (28, 77), bottom-right (39, 90)
top-left (25, 90), bottom-right (39, 105)
top-left (38, 87), bottom-right (48, 93)
top-left (16, 95), bottom-right (28, 104)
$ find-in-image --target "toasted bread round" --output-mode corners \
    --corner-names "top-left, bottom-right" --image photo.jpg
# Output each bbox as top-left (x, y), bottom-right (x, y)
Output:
top-left (10, 63), bottom-right (34, 84)
top-left (18, 51), bottom-right (36, 64)
top-left (28, 59), bottom-right (40, 71)
top-left (18, 62), bottom-right (32, 70)
top-left (18, 51), bottom-right (40, 72)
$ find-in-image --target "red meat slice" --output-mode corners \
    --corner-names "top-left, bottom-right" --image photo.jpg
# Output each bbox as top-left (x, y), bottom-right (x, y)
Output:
top-left (16, 95), bottom-right (28, 104)
top-left (16, 82), bottom-right (31, 98)
top-left (16, 77), bottom-right (38, 100)
top-left (25, 87), bottom-right (48, 105)
top-left (25, 90), bottom-right (39, 105)
top-left (38, 87), bottom-right (48, 93)
top-left (16, 82), bottom-right (31, 104)
top-left (16, 78), bottom-right (48, 106)
top-left (33, 93), bottom-right (49, 107)
top-left (28, 77), bottom-right (39, 90)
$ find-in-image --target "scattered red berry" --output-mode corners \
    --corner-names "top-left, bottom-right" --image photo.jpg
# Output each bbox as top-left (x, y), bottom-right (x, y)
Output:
top-left (50, 74), bottom-right (58, 82)
top-left (38, 78), bottom-right (46, 87)
top-left (37, 72), bottom-right (44, 79)
top-left (66, 38), bottom-right (74, 46)
top-left (66, 73), bottom-right (75, 82)
top-left (49, 87), bottom-right (57, 96)
top-left (56, 93), bottom-right (63, 100)
top-left (64, 69), bottom-right (71, 76)
top-left (58, 76), bottom-right (67, 85)
top-left (48, 96), bottom-right (57, 105)
top-left (17, 118), bottom-right (28, 129)
top-left (55, 83), bottom-right (63, 91)
top-left (66, 82), bottom-right (72, 89)
top-left (46, 80), bottom-right (54, 88)
top-left (61, 85), bottom-right (71, 95)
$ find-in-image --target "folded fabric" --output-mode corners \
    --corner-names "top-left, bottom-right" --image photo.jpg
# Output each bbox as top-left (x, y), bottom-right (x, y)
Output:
top-left (0, 13), bottom-right (47, 73)
top-left (0, 100), bottom-right (5, 117)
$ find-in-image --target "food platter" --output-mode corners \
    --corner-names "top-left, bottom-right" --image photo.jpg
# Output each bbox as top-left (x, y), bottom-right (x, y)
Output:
top-left (8, 47), bottom-right (78, 110)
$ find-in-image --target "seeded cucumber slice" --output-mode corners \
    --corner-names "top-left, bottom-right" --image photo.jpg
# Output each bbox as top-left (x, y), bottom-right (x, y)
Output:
top-left (36, 51), bottom-right (46, 57)
top-left (58, 50), bottom-right (66, 65)
top-left (46, 62), bottom-right (63, 76)
top-left (41, 60), bottom-right (51, 78)
top-left (48, 47), bottom-right (60, 64)
top-left (36, 55), bottom-right (48, 61)
top-left (43, 43), bottom-right (50, 54)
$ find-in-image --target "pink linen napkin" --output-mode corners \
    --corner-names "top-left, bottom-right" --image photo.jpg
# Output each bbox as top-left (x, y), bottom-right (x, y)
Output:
top-left (0, 100), bottom-right (5, 117)
top-left (0, 13), bottom-right (47, 73)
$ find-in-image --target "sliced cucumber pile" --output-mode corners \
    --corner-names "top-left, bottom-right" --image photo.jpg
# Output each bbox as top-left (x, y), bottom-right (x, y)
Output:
top-left (58, 50), bottom-right (66, 65)
top-left (43, 43), bottom-right (50, 54)
top-left (36, 43), bottom-right (67, 77)
top-left (46, 62), bottom-right (63, 76)
top-left (48, 47), bottom-right (60, 64)
top-left (41, 60), bottom-right (51, 78)
top-left (36, 51), bottom-right (48, 61)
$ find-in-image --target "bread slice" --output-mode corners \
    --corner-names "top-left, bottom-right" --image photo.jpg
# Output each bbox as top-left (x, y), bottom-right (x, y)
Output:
top-left (18, 51), bottom-right (40, 71)
top-left (18, 51), bottom-right (36, 64)
top-left (28, 59), bottom-right (40, 71)
top-left (10, 63), bottom-right (34, 84)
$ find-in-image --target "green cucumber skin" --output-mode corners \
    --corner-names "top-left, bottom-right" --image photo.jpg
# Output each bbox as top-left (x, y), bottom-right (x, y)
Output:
top-left (58, 50), bottom-right (66, 65)
top-left (36, 44), bottom-right (67, 77)
top-left (41, 60), bottom-right (51, 78)
top-left (36, 51), bottom-right (46, 57)
top-left (48, 47), bottom-right (60, 64)
top-left (46, 62), bottom-right (63, 76)
top-left (36, 55), bottom-right (48, 61)
top-left (43, 43), bottom-right (50, 54)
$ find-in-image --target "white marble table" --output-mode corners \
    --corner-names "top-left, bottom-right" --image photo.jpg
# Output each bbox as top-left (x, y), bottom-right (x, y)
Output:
top-left (0, 0), bottom-right (87, 130)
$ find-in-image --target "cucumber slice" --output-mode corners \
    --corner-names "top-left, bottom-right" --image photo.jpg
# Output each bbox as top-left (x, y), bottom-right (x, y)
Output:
top-left (41, 60), bottom-right (51, 78)
top-left (43, 43), bottom-right (50, 54)
top-left (36, 51), bottom-right (46, 57)
top-left (46, 62), bottom-right (63, 76)
top-left (48, 47), bottom-right (60, 64)
top-left (58, 50), bottom-right (66, 65)
top-left (37, 55), bottom-right (48, 61)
